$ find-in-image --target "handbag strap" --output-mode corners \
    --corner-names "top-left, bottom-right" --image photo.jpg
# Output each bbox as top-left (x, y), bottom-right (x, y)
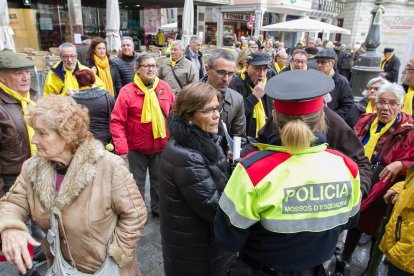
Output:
top-left (169, 64), bottom-right (183, 89)
top-left (50, 209), bottom-right (77, 267)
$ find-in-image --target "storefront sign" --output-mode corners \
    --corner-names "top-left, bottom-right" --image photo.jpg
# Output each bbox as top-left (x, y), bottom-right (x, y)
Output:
top-left (224, 13), bottom-right (250, 22)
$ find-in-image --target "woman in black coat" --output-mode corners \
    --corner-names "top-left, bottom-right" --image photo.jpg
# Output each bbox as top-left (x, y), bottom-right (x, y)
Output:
top-left (159, 83), bottom-right (232, 276)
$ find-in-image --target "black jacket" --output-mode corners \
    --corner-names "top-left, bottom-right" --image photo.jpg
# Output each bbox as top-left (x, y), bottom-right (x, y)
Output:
top-left (111, 53), bottom-right (138, 87)
top-left (327, 70), bottom-right (354, 119)
top-left (229, 75), bottom-right (273, 138)
top-left (242, 107), bottom-right (372, 198)
top-left (383, 54), bottom-right (401, 83)
top-left (72, 87), bottom-right (115, 144)
top-left (345, 97), bottom-right (369, 128)
top-left (86, 58), bottom-right (123, 98)
top-left (159, 116), bottom-right (232, 276)
top-left (184, 46), bottom-right (204, 79)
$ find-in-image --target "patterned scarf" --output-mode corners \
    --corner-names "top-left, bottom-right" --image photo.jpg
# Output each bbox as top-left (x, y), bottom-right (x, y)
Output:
top-left (93, 55), bottom-right (114, 96)
top-left (0, 82), bottom-right (36, 156)
top-left (403, 87), bottom-right (413, 115)
top-left (133, 74), bottom-right (166, 139)
top-left (241, 70), bottom-right (267, 137)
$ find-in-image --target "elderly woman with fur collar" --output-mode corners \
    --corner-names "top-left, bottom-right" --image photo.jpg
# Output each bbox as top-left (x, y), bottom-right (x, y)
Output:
top-left (0, 95), bottom-right (147, 275)
top-left (159, 82), bottom-right (232, 276)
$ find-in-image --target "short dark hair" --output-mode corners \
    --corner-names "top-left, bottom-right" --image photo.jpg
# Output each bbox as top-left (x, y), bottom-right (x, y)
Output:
top-left (74, 69), bottom-right (96, 87)
top-left (136, 53), bottom-right (155, 68)
top-left (207, 49), bottom-right (236, 67)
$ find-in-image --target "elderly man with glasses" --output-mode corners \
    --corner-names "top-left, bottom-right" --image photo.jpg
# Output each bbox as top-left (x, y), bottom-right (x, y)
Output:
top-left (43, 42), bottom-right (104, 97)
top-left (110, 53), bottom-right (174, 217)
top-left (401, 57), bottom-right (414, 116)
top-left (158, 40), bottom-right (199, 95)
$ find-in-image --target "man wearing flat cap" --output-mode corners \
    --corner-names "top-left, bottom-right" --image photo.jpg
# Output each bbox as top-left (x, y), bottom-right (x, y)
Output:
top-left (315, 48), bottom-right (354, 121)
top-left (215, 70), bottom-right (361, 275)
top-left (0, 50), bottom-right (36, 196)
top-left (380, 47), bottom-right (401, 83)
top-left (229, 52), bottom-right (273, 138)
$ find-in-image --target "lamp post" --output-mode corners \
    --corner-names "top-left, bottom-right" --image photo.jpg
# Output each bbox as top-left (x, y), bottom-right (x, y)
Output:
top-left (351, 0), bottom-right (384, 99)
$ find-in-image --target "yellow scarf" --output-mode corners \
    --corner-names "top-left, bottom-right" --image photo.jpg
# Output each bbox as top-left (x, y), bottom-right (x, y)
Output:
top-left (0, 82), bottom-right (36, 156)
top-left (403, 87), bottom-right (413, 115)
top-left (62, 66), bottom-right (78, 96)
top-left (364, 116), bottom-right (395, 160)
top-left (328, 68), bottom-right (335, 77)
top-left (94, 55), bottom-right (114, 96)
top-left (170, 56), bottom-right (182, 68)
top-left (134, 74), bottom-right (166, 139)
top-left (380, 53), bottom-right (394, 69)
top-left (274, 62), bottom-right (285, 73)
top-left (366, 101), bottom-right (376, 113)
top-left (241, 70), bottom-right (267, 137)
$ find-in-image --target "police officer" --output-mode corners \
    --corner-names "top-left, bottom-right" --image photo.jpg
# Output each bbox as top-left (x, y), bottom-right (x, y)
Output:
top-left (214, 70), bottom-right (361, 276)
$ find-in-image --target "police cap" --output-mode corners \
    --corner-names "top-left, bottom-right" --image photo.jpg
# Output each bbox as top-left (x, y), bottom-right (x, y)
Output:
top-left (265, 69), bottom-right (334, 115)
top-left (0, 50), bottom-right (34, 70)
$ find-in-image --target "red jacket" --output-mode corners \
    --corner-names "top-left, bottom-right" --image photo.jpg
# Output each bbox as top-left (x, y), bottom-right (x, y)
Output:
top-left (354, 112), bottom-right (414, 235)
top-left (110, 80), bottom-right (174, 155)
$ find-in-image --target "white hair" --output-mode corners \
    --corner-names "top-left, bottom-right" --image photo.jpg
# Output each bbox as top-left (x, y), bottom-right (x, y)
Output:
top-left (376, 83), bottom-right (406, 104)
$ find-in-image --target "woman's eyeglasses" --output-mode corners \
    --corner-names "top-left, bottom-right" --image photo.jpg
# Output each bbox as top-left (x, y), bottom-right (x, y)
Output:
top-left (196, 105), bottom-right (223, 115)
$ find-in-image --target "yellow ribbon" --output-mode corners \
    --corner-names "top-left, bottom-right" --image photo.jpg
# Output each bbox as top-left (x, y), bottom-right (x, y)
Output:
top-left (0, 82), bottom-right (36, 156)
top-left (274, 62), bottom-right (285, 73)
top-left (133, 74), bottom-right (166, 139)
top-left (380, 53), bottom-right (394, 69)
top-left (241, 70), bottom-right (267, 137)
top-left (403, 86), bottom-right (413, 116)
top-left (364, 116), bottom-right (396, 160)
top-left (93, 55), bottom-right (114, 96)
top-left (365, 101), bottom-right (376, 113)
top-left (170, 56), bottom-right (182, 68)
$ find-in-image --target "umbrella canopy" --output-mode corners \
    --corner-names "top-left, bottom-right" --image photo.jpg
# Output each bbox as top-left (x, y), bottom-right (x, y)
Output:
top-left (182, 0), bottom-right (194, 46)
top-left (261, 18), bottom-right (351, 35)
top-left (161, 22), bottom-right (178, 29)
top-left (0, 1), bottom-right (15, 51)
top-left (106, 0), bottom-right (121, 53)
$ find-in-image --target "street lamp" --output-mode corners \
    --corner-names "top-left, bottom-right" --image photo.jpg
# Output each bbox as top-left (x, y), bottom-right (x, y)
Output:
top-left (351, 0), bottom-right (384, 99)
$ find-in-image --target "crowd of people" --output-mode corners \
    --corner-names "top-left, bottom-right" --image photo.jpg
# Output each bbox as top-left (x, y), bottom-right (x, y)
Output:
top-left (0, 31), bottom-right (413, 276)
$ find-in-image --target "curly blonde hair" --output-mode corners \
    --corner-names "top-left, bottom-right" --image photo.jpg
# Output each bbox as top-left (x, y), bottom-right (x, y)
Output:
top-left (26, 95), bottom-right (93, 152)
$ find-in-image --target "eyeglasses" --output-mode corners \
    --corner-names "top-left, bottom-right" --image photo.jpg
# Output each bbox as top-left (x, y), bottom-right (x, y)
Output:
top-left (316, 59), bottom-right (331, 65)
top-left (139, 64), bottom-right (157, 69)
top-left (196, 105), bottom-right (223, 115)
top-left (376, 100), bottom-right (400, 109)
top-left (61, 55), bottom-right (77, 60)
top-left (293, 59), bottom-right (307, 64)
top-left (404, 65), bottom-right (414, 71)
top-left (212, 68), bottom-right (234, 78)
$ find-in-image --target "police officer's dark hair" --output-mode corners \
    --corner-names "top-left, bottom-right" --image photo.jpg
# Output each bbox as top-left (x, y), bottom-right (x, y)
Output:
top-left (136, 53), bottom-right (155, 68)
top-left (207, 49), bottom-right (237, 68)
top-left (273, 109), bottom-right (327, 151)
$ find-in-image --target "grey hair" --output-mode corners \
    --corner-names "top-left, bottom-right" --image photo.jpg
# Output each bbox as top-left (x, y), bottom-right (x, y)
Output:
top-left (136, 53), bottom-right (155, 67)
top-left (362, 77), bottom-right (389, 97)
top-left (58, 43), bottom-right (76, 55)
top-left (172, 40), bottom-right (184, 49)
top-left (376, 83), bottom-right (406, 104)
top-left (207, 49), bottom-right (237, 67)
top-left (122, 36), bottom-right (134, 44)
top-left (190, 36), bottom-right (201, 43)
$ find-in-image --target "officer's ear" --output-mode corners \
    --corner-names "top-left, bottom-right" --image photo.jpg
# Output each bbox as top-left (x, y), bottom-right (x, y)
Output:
top-left (205, 64), bottom-right (210, 76)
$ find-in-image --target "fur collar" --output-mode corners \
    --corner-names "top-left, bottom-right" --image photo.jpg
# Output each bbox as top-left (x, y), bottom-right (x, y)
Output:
top-left (168, 116), bottom-right (223, 163)
top-left (28, 139), bottom-right (105, 211)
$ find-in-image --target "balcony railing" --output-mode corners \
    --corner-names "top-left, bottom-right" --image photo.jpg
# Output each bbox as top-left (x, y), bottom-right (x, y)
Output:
top-left (311, 0), bottom-right (345, 13)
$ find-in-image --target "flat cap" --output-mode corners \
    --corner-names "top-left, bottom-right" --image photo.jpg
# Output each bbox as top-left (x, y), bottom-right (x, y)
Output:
top-left (246, 52), bottom-right (269, 66)
top-left (265, 69), bottom-right (334, 115)
top-left (0, 50), bottom-right (34, 70)
top-left (314, 48), bottom-right (337, 60)
top-left (383, 47), bottom-right (394, 53)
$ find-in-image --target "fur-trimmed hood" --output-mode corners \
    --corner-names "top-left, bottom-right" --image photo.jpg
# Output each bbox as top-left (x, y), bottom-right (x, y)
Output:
top-left (27, 139), bottom-right (105, 211)
top-left (167, 116), bottom-right (223, 164)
